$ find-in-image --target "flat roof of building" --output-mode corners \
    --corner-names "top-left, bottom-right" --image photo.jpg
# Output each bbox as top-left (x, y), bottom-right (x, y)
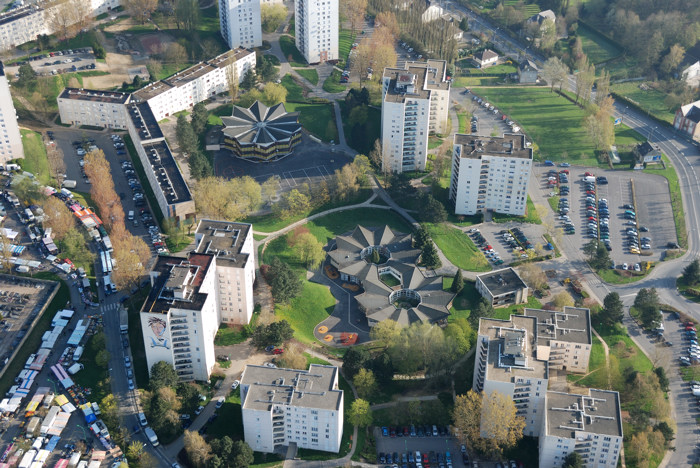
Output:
top-left (546, 389), bottom-right (623, 439)
top-left (59, 88), bottom-right (131, 105)
top-left (208, 47), bottom-right (254, 69)
top-left (478, 314), bottom-right (548, 382)
top-left (526, 307), bottom-right (592, 346)
top-left (127, 102), bottom-right (163, 141)
top-left (454, 133), bottom-right (533, 160)
top-left (0, 5), bottom-right (40, 27)
top-left (142, 140), bottom-right (192, 204)
top-left (141, 254), bottom-right (214, 314)
top-left (383, 65), bottom-right (430, 103)
top-left (241, 364), bottom-right (343, 412)
top-left (477, 267), bottom-right (528, 297)
top-left (194, 219), bottom-right (251, 268)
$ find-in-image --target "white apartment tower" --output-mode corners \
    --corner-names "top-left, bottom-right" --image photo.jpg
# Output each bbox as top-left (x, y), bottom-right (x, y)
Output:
top-left (449, 133), bottom-right (533, 216)
top-left (219, 0), bottom-right (262, 49)
top-left (295, 0), bottom-right (338, 64)
top-left (539, 389), bottom-right (623, 468)
top-left (140, 221), bottom-right (256, 382)
top-left (241, 364), bottom-right (344, 454)
top-left (473, 314), bottom-right (548, 437)
top-left (0, 61), bottom-right (23, 164)
top-left (381, 60), bottom-right (450, 173)
top-left (525, 307), bottom-right (592, 374)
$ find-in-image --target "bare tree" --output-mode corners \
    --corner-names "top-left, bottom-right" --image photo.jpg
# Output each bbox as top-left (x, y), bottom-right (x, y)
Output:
top-left (574, 55), bottom-right (595, 103)
top-left (541, 57), bottom-right (569, 93)
top-left (122, 0), bottom-right (158, 24)
top-left (225, 60), bottom-right (239, 102)
top-left (341, 0), bottom-right (367, 33)
top-left (46, 140), bottom-right (66, 186)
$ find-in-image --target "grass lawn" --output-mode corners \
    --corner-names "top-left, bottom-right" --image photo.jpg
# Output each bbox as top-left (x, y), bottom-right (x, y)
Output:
top-left (125, 285), bottom-right (152, 389)
top-left (72, 332), bottom-right (110, 403)
top-left (304, 208), bottom-right (414, 246)
top-left (214, 323), bottom-right (249, 346)
top-left (207, 388), bottom-right (243, 439)
top-left (379, 273), bottom-right (401, 287)
top-left (611, 82), bottom-right (676, 124)
top-left (295, 68), bottom-right (319, 86)
top-left (165, 234), bottom-right (194, 253)
top-left (614, 123), bottom-right (647, 146)
top-left (643, 155), bottom-right (687, 248)
top-left (425, 223), bottom-right (491, 272)
top-left (453, 76), bottom-right (502, 87)
top-left (547, 195), bottom-right (560, 213)
top-left (19, 130), bottom-right (51, 184)
top-left (0, 275), bottom-right (67, 397)
top-left (274, 281), bottom-right (336, 344)
top-left (492, 196), bottom-right (542, 224)
top-left (568, 336), bottom-right (607, 388)
top-left (474, 87), bottom-right (598, 164)
top-left (284, 102), bottom-right (338, 142)
top-left (280, 74), bottom-right (305, 102)
top-left (597, 267), bottom-right (652, 284)
top-left (323, 69), bottom-right (348, 93)
top-left (599, 323), bottom-right (653, 375)
top-left (443, 277), bottom-right (542, 322)
top-left (457, 113), bottom-right (469, 133)
top-left (428, 136), bottom-right (444, 150)
top-left (279, 35), bottom-right (307, 67)
top-left (576, 23), bottom-right (623, 64)
top-left (338, 29), bottom-right (356, 62)
top-left (458, 61), bottom-right (518, 76)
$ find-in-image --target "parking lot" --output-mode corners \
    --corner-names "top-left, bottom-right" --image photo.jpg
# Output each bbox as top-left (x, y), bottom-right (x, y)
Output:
top-left (213, 134), bottom-right (353, 198)
top-left (467, 222), bottom-right (547, 266)
top-left (534, 165), bottom-right (677, 267)
top-left (5, 48), bottom-right (96, 77)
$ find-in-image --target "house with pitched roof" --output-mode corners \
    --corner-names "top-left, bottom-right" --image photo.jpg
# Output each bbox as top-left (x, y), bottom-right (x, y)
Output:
top-left (673, 99), bottom-right (700, 141)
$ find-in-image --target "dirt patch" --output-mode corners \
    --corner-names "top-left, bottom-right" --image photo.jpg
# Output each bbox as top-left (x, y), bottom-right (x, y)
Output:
top-left (325, 265), bottom-right (339, 279)
top-left (342, 283), bottom-right (360, 291)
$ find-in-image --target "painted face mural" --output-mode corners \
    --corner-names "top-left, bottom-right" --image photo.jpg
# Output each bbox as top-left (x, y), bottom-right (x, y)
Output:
top-left (148, 316), bottom-right (170, 349)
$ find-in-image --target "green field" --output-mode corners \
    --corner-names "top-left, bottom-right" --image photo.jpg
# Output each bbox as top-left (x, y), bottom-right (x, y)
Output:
top-left (295, 68), bottom-right (319, 86)
top-left (492, 196), bottom-right (542, 224)
top-left (274, 281), bottom-right (337, 344)
top-left (474, 87), bottom-right (598, 164)
top-left (502, 0), bottom-right (539, 19)
top-left (576, 23), bottom-right (623, 65)
top-left (323, 69), bottom-right (348, 93)
top-left (457, 113), bottom-right (469, 133)
top-left (19, 129), bottom-right (51, 184)
top-left (338, 29), bottom-right (356, 63)
top-left (453, 76), bottom-right (502, 87)
top-left (614, 123), bottom-right (647, 146)
top-left (280, 74), bottom-right (306, 101)
top-left (643, 155), bottom-right (686, 248)
top-left (611, 82), bottom-right (676, 124)
top-left (279, 35), bottom-right (307, 67)
top-left (425, 223), bottom-right (491, 272)
top-left (284, 102), bottom-right (338, 142)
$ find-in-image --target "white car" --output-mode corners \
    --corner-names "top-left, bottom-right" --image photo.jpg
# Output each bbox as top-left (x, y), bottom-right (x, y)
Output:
top-left (622, 263), bottom-right (628, 270)
top-left (634, 263), bottom-right (641, 272)
top-left (194, 406), bottom-right (204, 415)
top-left (216, 397), bottom-right (225, 408)
top-left (231, 380), bottom-right (240, 390)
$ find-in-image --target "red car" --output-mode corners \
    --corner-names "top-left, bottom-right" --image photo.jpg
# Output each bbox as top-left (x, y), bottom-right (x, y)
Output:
top-left (584, 171), bottom-right (594, 177)
top-left (687, 327), bottom-right (697, 332)
top-left (272, 348), bottom-right (284, 355)
top-left (483, 245), bottom-right (492, 251)
top-left (586, 190), bottom-right (596, 195)
top-left (588, 217), bottom-right (597, 221)
top-left (686, 322), bottom-right (695, 327)
top-left (559, 169), bottom-right (569, 174)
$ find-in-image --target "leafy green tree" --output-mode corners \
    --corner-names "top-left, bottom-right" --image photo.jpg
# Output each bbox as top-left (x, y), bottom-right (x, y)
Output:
top-left (470, 298), bottom-right (494, 327)
top-left (95, 349), bottom-right (110, 368)
top-left (260, 3), bottom-right (287, 33)
top-left (413, 225), bottom-right (431, 250)
top-left (601, 292), bottom-right (624, 326)
top-left (634, 288), bottom-right (661, 328)
top-left (369, 353), bottom-right (394, 384)
top-left (231, 440), bottom-right (254, 468)
top-left (149, 361), bottom-right (179, 391)
top-left (653, 421), bottom-right (674, 443)
top-left (353, 368), bottom-right (377, 399)
top-left (267, 257), bottom-right (303, 303)
top-left (240, 69), bottom-right (257, 90)
top-left (176, 114), bottom-right (198, 154)
top-left (451, 269), bottom-right (464, 293)
top-left (191, 102), bottom-right (208, 135)
top-left (418, 194), bottom-right (447, 223)
top-left (420, 241), bottom-right (441, 269)
top-left (583, 240), bottom-right (610, 271)
top-left (654, 367), bottom-right (670, 392)
top-left (256, 55), bottom-right (278, 82)
top-left (348, 399), bottom-right (373, 427)
top-left (683, 259), bottom-right (700, 285)
top-left (175, 0), bottom-right (200, 31)
top-left (562, 452), bottom-right (584, 468)
top-left (251, 320), bottom-right (294, 348)
top-left (188, 150), bottom-right (213, 180)
top-left (459, 17), bottom-right (469, 31)
top-left (17, 63), bottom-right (37, 89)
top-left (210, 436), bottom-right (233, 462)
top-left (342, 347), bottom-right (370, 379)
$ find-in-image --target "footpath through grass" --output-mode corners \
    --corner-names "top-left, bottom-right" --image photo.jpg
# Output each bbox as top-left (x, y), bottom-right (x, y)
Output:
top-left (643, 155), bottom-right (687, 248)
top-left (19, 130), bottom-right (51, 184)
top-left (295, 68), bottom-right (319, 86)
top-left (425, 223), bottom-right (491, 272)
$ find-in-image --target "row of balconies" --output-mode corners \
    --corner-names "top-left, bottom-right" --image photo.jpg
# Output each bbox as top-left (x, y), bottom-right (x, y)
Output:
top-left (173, 337), bottom-right (189, 343)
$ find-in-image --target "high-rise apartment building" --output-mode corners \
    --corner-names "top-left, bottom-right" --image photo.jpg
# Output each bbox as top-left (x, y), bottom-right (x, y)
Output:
top-left (240, 364), bottom-right (344, 454)
top-left (381, 61), bottom-right (450, 173)
top-left (140, 221), bottom-right (255, 381)
top-left (449, 133), bottom-right (532, 216)
top-left (525, 307), bottom-right (592, 374)
top-left (219, 0), bottom-right (262, 49)
top-left (540, 389), bottom-right (623, 468)
top-left (295, 0), bottom-right (338, 64)
top-left (0, 61), bottom-right (23, 165)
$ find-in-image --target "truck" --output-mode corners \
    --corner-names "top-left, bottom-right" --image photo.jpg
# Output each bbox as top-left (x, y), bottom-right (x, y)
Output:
top-left (16, 265), bottom-right (29, 274)
top-left (25, 417), bottom-right (41, 437)
top-left (119, 308), bottom-right (128, 335)
top-left (562, 277), bottom-right (583, 295)
top-left (18, 449), bottom-right (36, 468)
top-left (73, 346), bottom-right (84, 361)
top-left (102, 235), bottom-right (113, 253)
top-left (67, 363), bottom-right (84, 375)
top-left (61, 180), bottom-right (77, 189)
top-left (144, 427), bottom-right (159, 446)
top-left (103, 275), bottom-right (116, 295)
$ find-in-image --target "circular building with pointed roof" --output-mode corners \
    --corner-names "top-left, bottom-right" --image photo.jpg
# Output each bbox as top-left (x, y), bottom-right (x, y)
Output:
top-left (327, 225), bottom-right (456, 328)
top-left (221, 101), bottom-right (302, 161)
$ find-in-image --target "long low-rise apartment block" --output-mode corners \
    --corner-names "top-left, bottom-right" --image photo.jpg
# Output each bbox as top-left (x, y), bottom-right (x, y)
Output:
top-left (240, 364), bottom-right (344, 454)
top-left (133, 48), bottom-right (256, 121)
top-left (126, 102), bottom-right (195, 222)
top-left (58, 88), bottom-right (132, 129)
top-left (0, 61), bottom-right (23, 164)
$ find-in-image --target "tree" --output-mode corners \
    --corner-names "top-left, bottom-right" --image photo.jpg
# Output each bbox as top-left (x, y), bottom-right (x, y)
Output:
top-left (661, 44), bottom-right (686, 77)
top-left (682, 259), bottom-right (700, 285)
top-left (470, 299), bottom-right (494, 327)
top-left (257, 55), bottom-right (278, 83)
top-left (413, 225), bottom-right (431, 250)
top-left (601, 292), bottom-right (624, 326)
top-left (174, 0), bottom-right (200, 31)
top-left (453, 390), bottom-right (525, 458)
top-left (585, 96), bottom-right (615, 151)
top-left (267, 257), bottom-right (303, 303)
top-left (348, 398), bottom-right (373, 427)
top-left (261, 3), bottom-right (287, 33)
top-left (418, 194), bottom-right (447, 223)
top-left (341, 0), bottom-right (367, 33)
top-left (583, 240), bottom-right (610, 271)
top-left (149, 387), bottom-right (182, 438)
top-left (225, 61), bottom-right (240, 101)
top-left (451, 270), bottom-right (464, 293)
top-left (126, 441), bottom-right (145, 463)
top-left (165, 43), bottom-right (188, 69)
top-left (176, 114), bottom-right (198, 154)
top-left (634, 288), bottom-right (661, 328)
top-left (541, 57), bottom-right (568, 92)
top-left (191, 102), bottom-right (208, 135)
top-left (57, 228), bottom-right (95, 271)
top-left (459, 17), bottom-right (469, 31)
top-left (149, 361), bottom-right (179, 391)
top-left (594, 70), bottom-right (611, 106)
top-left (562, 452), bottom-right (584, 468)
top-left (41, 196), bottom-right (74, 241)
top-left (184, 430), bottom-right (211, 468)
top-left (333, 164), bottom-right (360, 201)
top-left (353, 368), bottom-right (377, 399)
top-left (369, 138), bottom-right (383, 169)
top-left (231, 441), bottom-right (254, 468)
top-left (240, 69), bottom-right (257, 90)
top-left (193, 176), bottom-right (262, 221)
top-left (122, 0), bottom-right (158, 24)
top-left (110, 232), bottom-right (151, 291)
top-left (260, 82), bottom-right (288, 106)
top-left (574, 55), bottom-right (596, 103)
top-left (277, 342), bottom-right (307, 369)
top-left (369, 319), bottom-right (401, 348)
top-left (653, 421), bottom-right (674, 443)
top-left (518, 263), bottom-right (547, 290)
top-left (420, 241), bottom-right (441, 269)
top-left (552, 291), bottom-right (575, 308)
top-left (95, 349), bottom-right (110, 368)
top-left (276, 189), bottom-right (310, 218)
top-left (17, 63), bottom-right (37, 89)
top-left (251, 320), bottom-right (295, 348)
top-left (343, 347), bottom-right (370, 379)
top-left (376, 11), bottom-right (399, 37)
top-left (47, 0), bottom-right (86, 41)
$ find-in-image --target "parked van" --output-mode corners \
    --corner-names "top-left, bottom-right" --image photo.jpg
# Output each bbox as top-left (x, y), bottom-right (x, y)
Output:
top-left (62, 180), bottom-right (77, 189)
top-left (544, 160), bottom-right (554, 166)
top-left (24, 208), bottom-right (35, 222)
top-left (583, 176), bottom-right (596, 183)
top-left (73, 346), bottom-right (84, 361)
top-left (127, 211), bottom-right (134, 221)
